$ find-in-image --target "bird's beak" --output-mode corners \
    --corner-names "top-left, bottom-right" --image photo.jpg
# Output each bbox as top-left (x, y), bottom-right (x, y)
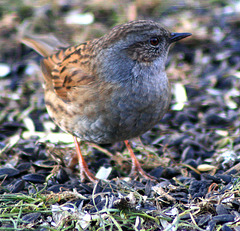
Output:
top-left (170, 32), bottom-right (192, 43)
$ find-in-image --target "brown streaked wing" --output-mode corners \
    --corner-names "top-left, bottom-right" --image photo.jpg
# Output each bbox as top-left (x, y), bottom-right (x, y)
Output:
top-left (42, 43), bottom-right (96, 102)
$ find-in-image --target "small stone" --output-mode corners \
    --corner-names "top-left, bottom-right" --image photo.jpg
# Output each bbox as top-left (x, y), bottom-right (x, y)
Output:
top-left (22, 174), bottom-right (46, 183)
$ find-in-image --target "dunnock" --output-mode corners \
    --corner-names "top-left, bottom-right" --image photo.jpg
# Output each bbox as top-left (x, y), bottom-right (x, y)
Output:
top-left (21, 20), bottom-right (191, 181)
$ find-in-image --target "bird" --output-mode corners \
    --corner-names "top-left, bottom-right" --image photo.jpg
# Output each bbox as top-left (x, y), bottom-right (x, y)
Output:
top-left (21, 20), bottom-right (191, 182)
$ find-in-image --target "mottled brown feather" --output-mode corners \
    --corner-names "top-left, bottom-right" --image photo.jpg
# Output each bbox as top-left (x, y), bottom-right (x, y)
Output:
top-left (39, 42), bottom-right (97, 101)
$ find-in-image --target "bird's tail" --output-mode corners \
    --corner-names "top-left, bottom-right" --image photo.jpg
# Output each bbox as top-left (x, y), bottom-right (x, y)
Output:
top-left (19, 22), bottom-right (69, 57)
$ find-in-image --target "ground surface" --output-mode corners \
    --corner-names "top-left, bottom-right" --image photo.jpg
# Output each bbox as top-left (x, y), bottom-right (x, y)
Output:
top-left (0, 1), bottom-right (240, 230)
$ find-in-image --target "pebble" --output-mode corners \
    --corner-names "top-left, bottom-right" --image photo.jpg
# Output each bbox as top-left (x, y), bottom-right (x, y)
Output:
top-left (22, 174), bottom-right (46, 183)
top-left (22, 212), bottom-right (41, 223)
top-left (0, 168), bottom-right (20, 179)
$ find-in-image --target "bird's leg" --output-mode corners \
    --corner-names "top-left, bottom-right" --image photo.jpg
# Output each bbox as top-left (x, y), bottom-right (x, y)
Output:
top-left (73, 136), bottom-right (97, 182)
top-left (124, 140), bottom-right (156, 180)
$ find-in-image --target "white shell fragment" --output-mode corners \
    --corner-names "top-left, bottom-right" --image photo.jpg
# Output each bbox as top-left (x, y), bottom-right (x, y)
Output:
top-left (65, 12), bottom-right (94, 25)
top-left (171, 83), bottom-right (188, 111)
top-left (197, 164), bottom-right (217, 172)
top-left (95, 166), bottom-right (112, 180)
top-left (0, 63), bottom-right (10, 77)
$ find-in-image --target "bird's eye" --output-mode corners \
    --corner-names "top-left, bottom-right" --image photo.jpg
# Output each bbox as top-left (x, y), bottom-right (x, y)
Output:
top-left (149, 37), bottom-right (159, 46)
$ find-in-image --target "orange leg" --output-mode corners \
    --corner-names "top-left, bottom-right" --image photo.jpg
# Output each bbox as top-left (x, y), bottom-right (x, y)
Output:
top-left (73, 136), bottom-right (97, 182)
top-left (124, 140), bottom-right (156, 180)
